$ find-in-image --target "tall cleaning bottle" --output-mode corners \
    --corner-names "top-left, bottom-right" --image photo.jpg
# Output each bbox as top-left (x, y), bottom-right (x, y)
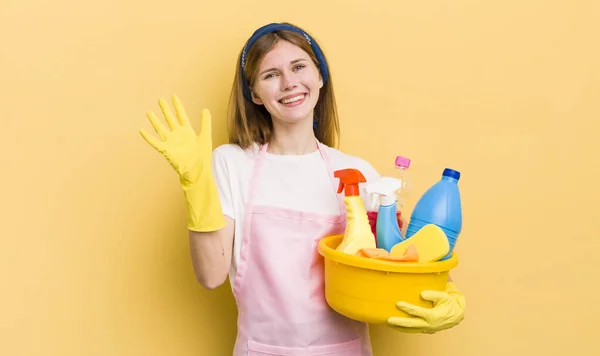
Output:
top-left (365, 177), bottom-right (404, 252)
top-left (367, 156), bottom-right (412, 238)
top-left (392, 156), bottom-right (412, 214)
top-left (406, 168), bottom-right (463, 260)
top-left (334, 168), bottom-right (376, 255)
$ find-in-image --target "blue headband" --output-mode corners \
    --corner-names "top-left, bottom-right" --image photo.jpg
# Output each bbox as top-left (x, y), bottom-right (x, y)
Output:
top-left (240, 23), bottom-right (329, 102)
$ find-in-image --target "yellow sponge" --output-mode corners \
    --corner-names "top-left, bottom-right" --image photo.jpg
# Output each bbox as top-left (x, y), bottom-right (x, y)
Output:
top-left (389, 224), bottom-right (450, 262)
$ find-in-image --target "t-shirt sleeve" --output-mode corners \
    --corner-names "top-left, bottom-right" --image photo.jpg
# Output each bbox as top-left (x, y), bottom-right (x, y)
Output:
top-left (212, 147), bottom-right (236, 219)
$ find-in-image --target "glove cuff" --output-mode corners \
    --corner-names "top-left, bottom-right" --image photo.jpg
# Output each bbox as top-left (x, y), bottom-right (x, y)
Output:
top-left (446, 282), bottom-right (467, 309)
top-left (446, 282), bottom-right (458, 292)
top-left (182, 173), bottom-right (226, 232)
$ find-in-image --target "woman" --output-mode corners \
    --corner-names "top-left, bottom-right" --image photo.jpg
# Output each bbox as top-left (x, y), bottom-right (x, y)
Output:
top-left (140, 22), bottom-right (465, 356)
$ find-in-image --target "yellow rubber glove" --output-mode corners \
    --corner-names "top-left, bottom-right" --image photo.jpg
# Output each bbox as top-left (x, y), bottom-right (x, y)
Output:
top-left (387, 282), bottom-right (466, 334)
top-left (139, 95), bottom-right (226, 232)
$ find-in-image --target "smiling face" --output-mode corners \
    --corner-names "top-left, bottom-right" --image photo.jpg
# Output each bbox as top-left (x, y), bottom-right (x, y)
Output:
top-left (250, 40), bottom-right (324, 126)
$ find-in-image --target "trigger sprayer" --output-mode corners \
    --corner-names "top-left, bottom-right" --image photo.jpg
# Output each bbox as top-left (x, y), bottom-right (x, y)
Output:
top-left (366, 177), bottom-right (401, 210)
top-left (333, 169), bottom-right (376, 254)
top-left (335, 168), bottom-right (365, 196)
top-left (365, 177), bottom-right (405, 252)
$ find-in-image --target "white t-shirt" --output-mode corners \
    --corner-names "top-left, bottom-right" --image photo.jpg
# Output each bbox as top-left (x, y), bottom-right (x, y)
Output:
top-left (212, 142), bottom-right (381, 287)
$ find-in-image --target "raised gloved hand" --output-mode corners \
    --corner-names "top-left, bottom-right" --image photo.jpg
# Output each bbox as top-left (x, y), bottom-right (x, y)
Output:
top-left (139, 95), bottom-right (226, 232)
top-left (387, 282), bottom-right (466, 334)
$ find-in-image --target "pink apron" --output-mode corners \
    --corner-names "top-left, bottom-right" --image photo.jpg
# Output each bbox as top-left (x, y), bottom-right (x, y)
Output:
top-left (231, 141), bottom-right (373, 356)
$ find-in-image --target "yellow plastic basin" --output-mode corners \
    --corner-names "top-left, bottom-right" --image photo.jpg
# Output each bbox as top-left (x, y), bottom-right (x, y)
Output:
top-left (317, 234), bottom-right (459, 324)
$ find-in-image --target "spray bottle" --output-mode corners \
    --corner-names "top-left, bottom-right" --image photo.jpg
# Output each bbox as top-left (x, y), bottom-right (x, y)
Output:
top-left (367, 156), bottom-right (411, 238)
top-left (365, 177), bottom-right (404, 252)
top-left (334, 168), bottom-right (376, 255)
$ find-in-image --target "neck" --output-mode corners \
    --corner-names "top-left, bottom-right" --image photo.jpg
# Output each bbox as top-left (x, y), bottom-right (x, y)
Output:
top-left (267, 117), bottom-right (317, 155)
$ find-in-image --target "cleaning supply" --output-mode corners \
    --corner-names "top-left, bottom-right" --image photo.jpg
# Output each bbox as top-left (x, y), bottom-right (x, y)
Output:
top-left (366, 177), bottom-right (404, 252)
top-left (334, 169), bottom-right (376, 255)
top-left (406, 168), bottom-right (462, 260)
top-left (367, 211), bottom-right (402, 242)
top-left (318, 233), bottom-right (459, 325)
top-left (389, 224), bottom-right (450, 262)
top-left (392, 156), bottom-right (413, 212)
top-left (367, 156), bottom-right (411, 240)
top-left (357, 245), bottom-right (419, 262)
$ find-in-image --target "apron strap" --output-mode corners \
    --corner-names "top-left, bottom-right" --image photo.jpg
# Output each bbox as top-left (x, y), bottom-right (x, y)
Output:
top-left (245, 143), bottom-right (269, 207)
top-left (315, 141), bottom-right (347, 218)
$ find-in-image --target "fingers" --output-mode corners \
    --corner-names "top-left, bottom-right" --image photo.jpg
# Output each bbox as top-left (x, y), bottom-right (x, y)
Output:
top-left (199, 108), bottom-right (212, 138)
top-left (143, 95), bottom-right (202, 143)
top-left (387, 325), bottom-right (428, 334)
top-left (395, 301), bottom-right (430, 319)
top-left (387, 316), bottom-right (429, 329)
top-left (172, 95), bottom-right (191, 127)
top-left (139, 128), bottom-right (164, 152)
top-left (158, 98), bottom-right (178, 130)
top-left (146, 111), bottom-right (168, 141)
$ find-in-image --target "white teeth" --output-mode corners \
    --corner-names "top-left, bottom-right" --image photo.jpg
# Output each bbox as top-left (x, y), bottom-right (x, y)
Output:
top-left (281, 94), bottom-right (304, 104)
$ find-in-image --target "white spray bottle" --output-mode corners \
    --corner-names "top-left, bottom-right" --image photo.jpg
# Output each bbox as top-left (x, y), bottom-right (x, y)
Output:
top-left (365, 177), bottom-right (404, 252)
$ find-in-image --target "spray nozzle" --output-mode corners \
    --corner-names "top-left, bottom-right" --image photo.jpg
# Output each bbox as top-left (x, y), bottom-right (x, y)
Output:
top-left (334, 168), bottom-right (366, 197)
top-left (365, 177), bottom-right (401, 210)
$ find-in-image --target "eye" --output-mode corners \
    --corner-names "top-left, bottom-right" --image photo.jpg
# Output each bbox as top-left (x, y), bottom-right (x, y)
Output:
top-left (263, 73), bottom-right (276, 80)
top-left (294, 64), bottom-right (306, 71)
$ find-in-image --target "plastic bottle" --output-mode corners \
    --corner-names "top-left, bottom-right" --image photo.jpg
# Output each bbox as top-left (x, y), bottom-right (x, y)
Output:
top-left (334, 168), bottom-right (377, 255)
top-left (367, 156), bottom-right (412, 239)
top-left (392, 156), bottom-right (413, 212)
top-left (365, 177), bottom-right (404, 252)
top-left (405, 168), bottom-right (462, 260)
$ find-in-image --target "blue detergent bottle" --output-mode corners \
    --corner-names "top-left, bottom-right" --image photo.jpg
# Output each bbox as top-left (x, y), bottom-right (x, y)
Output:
top-left (365, 177), bottom-right (405, 252)
top-left (406, 168), bottom-right (462, 260)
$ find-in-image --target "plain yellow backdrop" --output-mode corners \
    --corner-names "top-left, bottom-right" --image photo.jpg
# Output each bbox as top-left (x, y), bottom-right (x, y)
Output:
top-left (2, 0), bottom-right (599, 355)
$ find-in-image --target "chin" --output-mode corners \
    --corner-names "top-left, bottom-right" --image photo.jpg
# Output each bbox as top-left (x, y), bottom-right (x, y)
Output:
top-left (278, 111), bottom-right (313, 124)
top-left (271, 106), bottom-right (315, 124)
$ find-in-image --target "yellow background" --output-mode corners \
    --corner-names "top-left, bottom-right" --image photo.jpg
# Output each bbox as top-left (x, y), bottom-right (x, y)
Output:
top-left (2, 0), bottom-right (599, 355)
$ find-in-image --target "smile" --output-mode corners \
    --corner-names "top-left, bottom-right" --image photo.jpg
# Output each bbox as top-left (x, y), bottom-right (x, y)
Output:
top-left (279, 94), bottom-right (306, 104)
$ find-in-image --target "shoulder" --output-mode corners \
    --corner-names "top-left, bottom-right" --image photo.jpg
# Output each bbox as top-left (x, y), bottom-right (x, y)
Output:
top-left (321, 145), bottom-right (380, 182)
top-left (213, 143), bottom-right (259, 164)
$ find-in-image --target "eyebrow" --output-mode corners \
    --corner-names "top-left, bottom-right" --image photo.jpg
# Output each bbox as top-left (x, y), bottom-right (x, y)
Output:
top-left (259, 58), bottom-right (308, 76)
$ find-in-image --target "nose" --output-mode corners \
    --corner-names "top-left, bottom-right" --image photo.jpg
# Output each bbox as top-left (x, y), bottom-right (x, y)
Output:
top-left (280, 71), bottom-right (298, 91)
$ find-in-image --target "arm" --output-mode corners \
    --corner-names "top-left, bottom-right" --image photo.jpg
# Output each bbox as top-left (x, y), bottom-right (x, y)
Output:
top-left (139, 96), bottom-right (233, 290)
top-left (189, 217), bottom-right (235, 289)
top-left (188, 143), bottom-right (238, 290)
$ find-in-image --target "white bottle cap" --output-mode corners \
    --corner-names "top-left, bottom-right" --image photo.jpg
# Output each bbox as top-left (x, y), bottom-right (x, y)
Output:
top-left (365, 177), bottom-right (401, 208)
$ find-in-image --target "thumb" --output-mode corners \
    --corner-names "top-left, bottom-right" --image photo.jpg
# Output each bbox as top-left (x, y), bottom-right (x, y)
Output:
top-left (420, 290), bottom-right (449, 303)
top-left (198, 109), bottom-right (212, 139)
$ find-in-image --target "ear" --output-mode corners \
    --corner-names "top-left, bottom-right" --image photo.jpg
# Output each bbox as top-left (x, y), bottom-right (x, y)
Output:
top-left (319, 76), bottom-right (324, 89)
top-left (251, 90), bottom-right (263, 105)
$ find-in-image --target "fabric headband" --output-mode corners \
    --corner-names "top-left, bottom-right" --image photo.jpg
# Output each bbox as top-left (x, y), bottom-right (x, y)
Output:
top-left (240, 23), bottom-right (329, 103)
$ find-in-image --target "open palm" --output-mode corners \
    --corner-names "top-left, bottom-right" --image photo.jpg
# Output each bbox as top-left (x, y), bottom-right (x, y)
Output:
top-left (139, 95), bottom-right (214, 186)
